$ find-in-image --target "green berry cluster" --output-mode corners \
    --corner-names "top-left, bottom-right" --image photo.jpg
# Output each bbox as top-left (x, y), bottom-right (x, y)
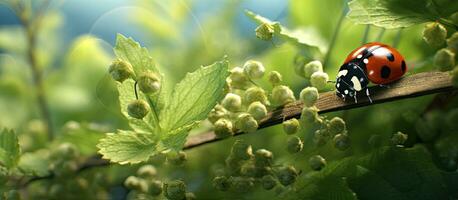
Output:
top-left (295, 60), bottom-right (330, 91)
top-left (212, 140), bottom-right (299, 193)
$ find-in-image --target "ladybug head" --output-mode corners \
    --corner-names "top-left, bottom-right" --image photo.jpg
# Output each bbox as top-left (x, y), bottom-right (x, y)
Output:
top-left (335, 62), bottom-right (368, 100)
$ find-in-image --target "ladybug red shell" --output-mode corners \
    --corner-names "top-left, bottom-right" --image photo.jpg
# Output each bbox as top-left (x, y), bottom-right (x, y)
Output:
top-left (335, 42), bottom-right (407, 102)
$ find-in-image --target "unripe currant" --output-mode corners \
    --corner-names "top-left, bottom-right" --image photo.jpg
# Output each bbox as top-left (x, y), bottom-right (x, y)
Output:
top-left (434, 48), bottom-right (455, 71)
top-left (109, 59), bottom-right (133, 82)
top-left (185, 192), bottom-right (196, 200)
top-left (164, 180), bottom-right (187, 200)
top-left (255, 149), bottom-right (273, 167)
top-left (286, 136), bottom-right (303, 154)
top-left (447, 32), bottom-right (458, 53)
top-left (243, 60), bottom-right (265, 79)
top-left (310, 71), bottom-right (329, 90)
top-left (333, 133), bottom-right (351, 151)
top-left (328, 117), bottom-right (346, 135)
top-left (138, 72), bottom-right (161, 94)
top-left (391, 131), bottom-right (408, 146)
top-left (300, 87), bottom-right (319, 107)
top-left (221, 93), bottom-right (242, 112)
top-left (230, 177), bottom-right (255, 193)
top-left (167, 151), bottom-right (187, 166)
top-left (230, 140), bottom-right (253, 160)
top-left (208, 105), bottom-right (229, 124)
top-left (304, 60), bottom-right (323, 78)
top-left (268, 71), bottom-right (282, 86)
top-left (313, 129), bottom-right (328, 146)
top-left (127, 100), bottom-right (150, 119)
top-left (247, 101), bottom-right (267, 121)
top-left (276, 166), bottom-right (298, 186)
top-left (53, 143), bottom-right (79, 160)
top-left (308, 155), bottom-right (326, 171)
top-left (271, 85), bottom-right (295, 106)
top-left (261, 175), bottom-right (277, 190)
top-left (255, 23), bottom-right (275, 41)
top-left (214, 118), bottom-right (234, 138)
top-left (244, 87), bottom-right (269, 105)
top-left (124, 176), bottom-right (148, 193)
top-left (300, 106), bottom-right (319, 123)
top-left (213, 176), bottom-right (230, 191)
top-left (229, 67), bottom-right (249, 89)
top-left (137, 165), bottom-right (157, 178)
top-left (422, 22), bottom-right (447, 47)
top-left (149, 180), bottom-right (163, 196)
top-left (282, 118), bottom-right (299, 135)
top-left (236, 113), bottom-right (259, 133)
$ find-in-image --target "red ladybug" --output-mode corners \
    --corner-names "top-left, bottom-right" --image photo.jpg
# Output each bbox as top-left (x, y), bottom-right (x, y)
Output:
top-left (335, 42), bottom-right (407, 103)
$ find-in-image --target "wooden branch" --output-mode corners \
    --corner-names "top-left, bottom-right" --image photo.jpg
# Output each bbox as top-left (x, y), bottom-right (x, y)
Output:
top-left (184, 71), bottom-right (456, 149)
top-left (22, 71), bottom-right (456, 186)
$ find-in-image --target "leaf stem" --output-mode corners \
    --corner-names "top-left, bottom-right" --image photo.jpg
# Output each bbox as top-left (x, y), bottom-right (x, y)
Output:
top-left (361, 25), bottom-right (371, 44)
top-left (323, 2), bottom-right (347, 68)
top-left (375, 28), bottom-right (386, 41)
top-left (392, 28), bottom-right (403, 48)
top-left (134, 81), bottom-right (139, 100)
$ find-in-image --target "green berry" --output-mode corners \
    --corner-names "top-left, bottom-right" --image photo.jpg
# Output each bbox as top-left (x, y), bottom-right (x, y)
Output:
top-left (124, 176), bottom-right (148, 193)
top-left (434, 48), bottom-right (455, 71)
top-left (304, 60), bottom-right (323, 78)
top-left (208, 105), bottom-right (229, 124)
top-left (164, 180), bottom-right (187, 200)
top-left (422, 22), bottom-right (447, 47)
top-left (127, 100), bottom-right (150, 119)
top-left (149, 180), bottom-right (163, 196)
top-left (108, 59), bottom-right (133, 82)
top-left (328, 117), bottom-right (346, 135)
top-left (261, 175), bottom-right (277, 190)
top-left (447, 32), bottom-right (458, 53)
top-left (271, 85), bottom-right (295, 106)
top-left (333, 133), bottom-right (351, 151)
top-left (276, 166), bottom-right (298, 186)
top-left (243, 60), bottom-right (265, 79)
top-left (137, 165), bottom-right (157, 178)
top-left (308, 155), bottom-right (326, 171)
top-left (287, 136), bottom-right (303, 154)
top-left (230, 177), bottom-right (255, 193)
top-left (53, 143), bottom-right (79, 160)
top-left (255, 23), bottom-right (275, 41)
top-left (244, 87), bottom-right (268, 105)
top-left (310, 71), bottom-right (329, 90)
top-left (213, 176), bottom-right (230, 191)
top-left (221, 93), bottom-right (242, 112)
top-left (230, 140), bottom-right (253, 160)
top-left (300, 106), bottom-right (319, 123)
top-left (138, 72), bottom-right (161, 94)
top-left (247, 101), bottom-right (267, 120)
top-left (268, 71), bottom-right (282, 85)
top-left (300, 87), bottom-right (319, 107)
top-left (255, 149), bottom-right (273, 167)
top-left (229, 67), bottom-right (250, 89)
top-left (313, 129), bottom-right (328, 146)
top-left (185, 192), bottom-right (196, 200)
top-left (282, 118), bottom-right (300, 135)
top-left (235, 113), bottom-right (258, 133)
top-left (391, 131), bottom-right (408, 146)
top-left (167, 151), bottom-right (187, 166)
top-left (214, 118), bottom-right (234, 138)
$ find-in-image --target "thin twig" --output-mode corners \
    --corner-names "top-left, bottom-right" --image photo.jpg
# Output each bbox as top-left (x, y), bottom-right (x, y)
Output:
top-left (361, 25), bottom-right (370, 44)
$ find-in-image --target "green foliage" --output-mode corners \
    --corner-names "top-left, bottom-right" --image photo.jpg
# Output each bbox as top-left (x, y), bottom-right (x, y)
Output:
top-left (0, 129), bottom-right (20, 169)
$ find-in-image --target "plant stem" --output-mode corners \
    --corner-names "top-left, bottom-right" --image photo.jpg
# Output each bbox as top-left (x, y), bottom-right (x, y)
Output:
top-left (323, 2), bottom-right (347, 68)
top-left (376, 28), bottom-right (386, 41)
top-left (361, 25), bottom-right (371, 44)
top-left (15, 1), bottom-right (54, 140)
top-left (392, 28), bottom-right (403, 48)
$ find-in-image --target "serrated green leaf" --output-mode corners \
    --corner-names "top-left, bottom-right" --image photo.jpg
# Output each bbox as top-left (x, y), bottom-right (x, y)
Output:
top-left (160, 122), bottom-right (199, 151)
top-left (18, 150), bottom-right (50, 177)
top-left (347, 0), bottom-right (437, 29)
top-left (57, 125), bottom-right (105, 156)
top-left (114, 34), bottom-right (158, 75)
top-left (159, 59), bottom-right (229, 132)
top-left (0, 129), bottom-right (20, 169)
top-left (245, 10), bottom-right (322, 54)
top-left (291, 176), bottom-right (358, 200)
top-left (97, 131), bottom-right (160, 165)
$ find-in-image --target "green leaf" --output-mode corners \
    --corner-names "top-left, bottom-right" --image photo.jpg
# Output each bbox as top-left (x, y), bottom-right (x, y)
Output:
top-left (347, 0), bottom-right (437, 29)
top-left (291, 176), bottom-right (358, 200)
top-left (159, 59), bottom-right (229, 132)
top-left (0, 129), bottom-right (20, 169)
top-left (114, 34), bottom-right (159, 75)
top-left (97, 130), bottom-right (160, 165)
top-left (245, 10), bottom-right (322, 54)
top-left (56, 124), bottom-right (105, 156)
top-left (18, 150), bottom-right (50, 177)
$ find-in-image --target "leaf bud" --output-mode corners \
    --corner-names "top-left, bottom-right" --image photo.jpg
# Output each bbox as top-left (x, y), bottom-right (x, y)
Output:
top-left (300, 87), bottom-right (319, 107)
top-left (221, 93), bottom-right (242, 112)
top-left (255, 23), bottom-right (275, 41)
top-left (423, 22), bottom-right (447, 47)
top-left (109, 59), bottom-right (133, 82)
top-left (282, 118), bottom-right (300, 135)
top-left (271, 85), bottom-right (295, 106)
top-left (244, 87), bottom-right (268, 105)
top-left (247, 101), bottom-right (267, 121)
top-left (303, 60), bottom-right (323, 78)
top-left (310, 71), bottom-right (329, 90)
top-left (434, 48), bottom-right (455, 71)
top-left (268, 71), bottom-right (282, 85)
top-left (127, 99), bottom-right (150, 119)
top-left (243, 60), bottom-right (265, 79)
top-left (308, 155), bottom-right (326, 171)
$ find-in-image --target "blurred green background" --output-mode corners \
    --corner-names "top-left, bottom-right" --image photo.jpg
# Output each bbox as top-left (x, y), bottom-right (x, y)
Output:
top-left (1, 0), bottom-right (455, 199)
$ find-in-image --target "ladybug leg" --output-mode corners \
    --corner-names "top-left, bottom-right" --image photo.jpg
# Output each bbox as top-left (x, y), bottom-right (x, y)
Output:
top-left (366, 88), bottom-right (373, 103)
top-left (353, 93), bottom-right (358, 103)
top-left (379, 84), bottom-right (391, 89)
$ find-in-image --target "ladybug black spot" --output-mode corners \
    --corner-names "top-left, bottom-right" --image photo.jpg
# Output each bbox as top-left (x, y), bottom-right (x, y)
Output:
top-left (401, 60), bottom-right (406, 72)
top-left (380, 66), bottom-right (391, 79)
top-left (386, 53), bottom-right (395, 62)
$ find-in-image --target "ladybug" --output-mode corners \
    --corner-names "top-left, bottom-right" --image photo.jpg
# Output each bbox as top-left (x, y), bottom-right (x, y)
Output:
top-left (335, 42), bottom-right (407, 103)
